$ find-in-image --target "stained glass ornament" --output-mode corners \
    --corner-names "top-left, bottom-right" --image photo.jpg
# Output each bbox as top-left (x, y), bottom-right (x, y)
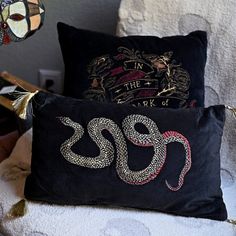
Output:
top-left (0, 0), bottom-right (45, 45)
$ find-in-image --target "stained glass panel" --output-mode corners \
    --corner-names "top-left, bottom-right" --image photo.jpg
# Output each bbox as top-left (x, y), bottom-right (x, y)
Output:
top-left (0, 0), bottom-right (44, 45)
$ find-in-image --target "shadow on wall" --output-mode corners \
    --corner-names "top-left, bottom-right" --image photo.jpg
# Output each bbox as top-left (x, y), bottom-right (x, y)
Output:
top-left (0, 0), bottom-right (121, 85)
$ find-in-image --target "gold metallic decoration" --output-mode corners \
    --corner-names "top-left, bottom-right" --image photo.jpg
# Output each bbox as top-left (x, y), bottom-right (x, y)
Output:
top-left (7, 199), bottom-right (27, 218)
top-left (227, 219), bottom-right (236, 226)
top-left (59, 114), bottom-right (192, 190)
top-left (223, 106), bottom-right (236, 226)
top-left (0, 71), bottom-right (42, 112)
top-left (84, 47), bottom-right (191, 108)
top-left (59, 117), bottom-right (115, 169)
top-left (225, 105), bottom-right (236, 119)
top-left (12, 90), bottom-right (38, 119)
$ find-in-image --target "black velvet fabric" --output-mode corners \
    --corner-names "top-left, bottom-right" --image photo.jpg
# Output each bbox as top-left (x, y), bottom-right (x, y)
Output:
top-left (58, 22), bottom-right (207, 108)
top-left (24, 92), bottom-right (227, 221)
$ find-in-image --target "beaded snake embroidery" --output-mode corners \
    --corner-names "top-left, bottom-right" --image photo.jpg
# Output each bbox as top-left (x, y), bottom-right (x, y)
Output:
top-left (59, 115), bottom-right (191, 191)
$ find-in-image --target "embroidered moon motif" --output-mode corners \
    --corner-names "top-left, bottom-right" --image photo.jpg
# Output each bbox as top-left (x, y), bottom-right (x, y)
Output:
top-left (59, 115), bottom-right (191, 191)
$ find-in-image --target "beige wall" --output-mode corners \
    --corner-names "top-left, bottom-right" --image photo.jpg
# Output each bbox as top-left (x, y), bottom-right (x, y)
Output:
top-left (0, 0), bottom-right (121, 85)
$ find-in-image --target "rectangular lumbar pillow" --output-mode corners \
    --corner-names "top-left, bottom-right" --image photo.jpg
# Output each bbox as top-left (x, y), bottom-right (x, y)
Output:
top-left (24, 92), bottom-right (227, 221)
top-left (57, 22), bottom-right (207, 108)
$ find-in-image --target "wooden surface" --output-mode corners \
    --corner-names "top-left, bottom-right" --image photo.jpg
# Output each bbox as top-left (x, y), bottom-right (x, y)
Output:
top-left (0, 71), bottom-right (42, 111)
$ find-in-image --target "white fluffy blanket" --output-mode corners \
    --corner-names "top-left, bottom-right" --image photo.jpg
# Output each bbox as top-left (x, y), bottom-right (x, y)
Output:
top-left (117, 0), bottom-right (236, 188)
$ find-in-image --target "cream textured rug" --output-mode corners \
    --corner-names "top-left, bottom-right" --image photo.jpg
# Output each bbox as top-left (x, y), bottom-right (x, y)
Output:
top-left (117, 0), bottom-right (236, 183)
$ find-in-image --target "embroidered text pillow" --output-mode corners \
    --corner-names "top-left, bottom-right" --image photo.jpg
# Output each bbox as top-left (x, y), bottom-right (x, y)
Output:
top-left (57, 23), bottom-right (207, 108)
top-left (24, 92), bottom-right (227, 221)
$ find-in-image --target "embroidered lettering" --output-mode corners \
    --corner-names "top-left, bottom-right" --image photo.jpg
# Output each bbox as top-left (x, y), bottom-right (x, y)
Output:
top-left (124, 81), bottom-right (141, 91)
top-left (162, 99), bottom-right (169, 107)
top-left (134, 62), bottom-right (144, 70)
top-left (137, 99), bottom-right (156, 107)
top-left (84, 47), bottom-right (191, 108)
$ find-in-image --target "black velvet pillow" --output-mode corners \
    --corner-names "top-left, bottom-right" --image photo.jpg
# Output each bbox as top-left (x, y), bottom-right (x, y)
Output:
top-left (57, 22), bottom-right (207, 108)
top-left (24, 91), bottom-right (227, 221)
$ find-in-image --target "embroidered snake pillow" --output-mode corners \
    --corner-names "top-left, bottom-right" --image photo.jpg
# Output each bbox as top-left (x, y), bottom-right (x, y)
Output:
top-left (57, 22), bottom-right (207, 108)
top-left (24, 92), bottom-right (227, 221)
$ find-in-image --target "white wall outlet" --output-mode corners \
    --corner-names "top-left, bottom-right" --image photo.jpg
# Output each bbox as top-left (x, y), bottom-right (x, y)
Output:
top-left (38, 69), bottom-right (64, 94)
